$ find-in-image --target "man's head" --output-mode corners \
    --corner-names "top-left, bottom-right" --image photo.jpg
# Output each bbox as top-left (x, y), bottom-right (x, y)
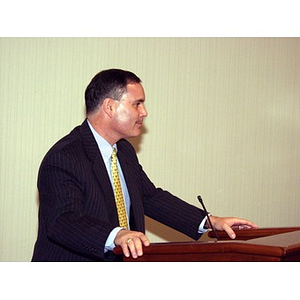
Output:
top-left (85, 69), bottom-right (142, 116)
top-left (86, 69), bottom-right (147, 145)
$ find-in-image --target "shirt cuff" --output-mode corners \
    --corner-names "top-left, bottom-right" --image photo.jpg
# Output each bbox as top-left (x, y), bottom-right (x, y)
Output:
top-left (104, 227), bottom-right (124, 252)
top-left (198, 214), bottom-right (211, 233)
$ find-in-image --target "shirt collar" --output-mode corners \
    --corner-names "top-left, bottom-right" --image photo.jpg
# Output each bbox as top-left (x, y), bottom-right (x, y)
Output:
top-left (87, 120), bottom-right (117, 164)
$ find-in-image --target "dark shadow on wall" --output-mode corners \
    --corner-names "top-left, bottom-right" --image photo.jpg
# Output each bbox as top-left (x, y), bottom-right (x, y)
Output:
top-left (145, 216), bottom-right (197, 242)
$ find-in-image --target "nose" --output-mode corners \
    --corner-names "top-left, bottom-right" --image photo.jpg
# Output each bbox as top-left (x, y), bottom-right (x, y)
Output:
top-left (140, 104), bottom-right (148, 117)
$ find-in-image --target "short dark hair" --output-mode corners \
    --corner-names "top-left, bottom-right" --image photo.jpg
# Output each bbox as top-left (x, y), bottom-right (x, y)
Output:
top-left (85, 69), bottom-right (141, 115)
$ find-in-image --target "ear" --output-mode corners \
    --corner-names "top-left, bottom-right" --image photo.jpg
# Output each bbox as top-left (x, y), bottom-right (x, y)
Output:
top-left (102, 98), bottom-right (115, 118)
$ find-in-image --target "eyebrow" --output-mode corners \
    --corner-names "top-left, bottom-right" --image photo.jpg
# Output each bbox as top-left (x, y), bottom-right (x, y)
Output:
top-left (133, 99), bottom-right (145, 103)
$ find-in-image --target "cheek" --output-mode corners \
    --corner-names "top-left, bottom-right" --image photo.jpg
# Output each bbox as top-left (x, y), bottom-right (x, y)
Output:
top-left (114, 107), bottom-right (135, 129)
top-left (115, 109), bottom-right (130, 124)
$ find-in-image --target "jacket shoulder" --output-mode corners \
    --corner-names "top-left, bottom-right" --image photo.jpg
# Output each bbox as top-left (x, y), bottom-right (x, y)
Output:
top-left (43, 126), bottom-right (83, 161)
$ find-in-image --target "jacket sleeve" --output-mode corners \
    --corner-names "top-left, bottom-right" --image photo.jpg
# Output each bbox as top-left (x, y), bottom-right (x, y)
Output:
top-left (141, 170), bottom-right (206, 241)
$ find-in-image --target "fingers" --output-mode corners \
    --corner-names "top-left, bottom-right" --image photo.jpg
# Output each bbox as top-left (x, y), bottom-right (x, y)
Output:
top-left (229, 218), bottom-right (259, 229)
top-left (231, 224), bottom-right (255, 230)
top-left (223, 223), bottom-right (236, 239)
top-left (124, 236), bottom-right (143, 259)
top-left (115, 230), bottom-right (150, 259)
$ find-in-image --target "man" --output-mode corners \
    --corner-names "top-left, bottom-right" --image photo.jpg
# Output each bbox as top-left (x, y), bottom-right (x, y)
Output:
top-left (32, 69), bottom-right (257, 261)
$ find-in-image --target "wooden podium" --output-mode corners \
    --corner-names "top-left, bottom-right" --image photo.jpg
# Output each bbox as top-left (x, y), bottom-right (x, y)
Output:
top-left (113, 227), bottom-right (300, 262)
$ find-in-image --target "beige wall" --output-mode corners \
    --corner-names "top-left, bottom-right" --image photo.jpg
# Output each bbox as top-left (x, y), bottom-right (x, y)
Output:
top-left (1, 37), bottom-right (299, 261)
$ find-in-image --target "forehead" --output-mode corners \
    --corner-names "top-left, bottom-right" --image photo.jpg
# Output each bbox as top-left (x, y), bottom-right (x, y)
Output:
top-left (123, 83), bottom-right (145, 102)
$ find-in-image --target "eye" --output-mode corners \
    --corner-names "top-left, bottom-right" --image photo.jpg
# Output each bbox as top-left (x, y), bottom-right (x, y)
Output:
top-left (134, 101), bottom-right (143, 107)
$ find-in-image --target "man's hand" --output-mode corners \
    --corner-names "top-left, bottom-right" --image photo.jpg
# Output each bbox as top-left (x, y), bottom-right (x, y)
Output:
top-left (114, 229), bottom-right (150, 259)
top-left (209, 216), bottom-right (258, 239)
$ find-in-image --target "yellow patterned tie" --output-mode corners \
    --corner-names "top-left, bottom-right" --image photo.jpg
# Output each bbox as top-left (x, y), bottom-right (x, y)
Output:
top-left (111, 148), bottom-right (128, 229)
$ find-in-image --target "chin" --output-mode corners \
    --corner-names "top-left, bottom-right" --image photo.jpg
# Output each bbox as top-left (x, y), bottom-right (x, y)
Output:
top-left (130, 129), bottom-right (142, 138)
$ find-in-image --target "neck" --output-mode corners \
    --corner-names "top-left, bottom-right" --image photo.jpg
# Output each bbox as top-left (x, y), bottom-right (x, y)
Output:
top-left (87, 115), bottom-right (119, 146)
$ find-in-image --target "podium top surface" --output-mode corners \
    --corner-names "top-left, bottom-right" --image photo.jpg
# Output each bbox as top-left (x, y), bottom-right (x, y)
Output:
top-left (113, 227), bottom-right (300, 261)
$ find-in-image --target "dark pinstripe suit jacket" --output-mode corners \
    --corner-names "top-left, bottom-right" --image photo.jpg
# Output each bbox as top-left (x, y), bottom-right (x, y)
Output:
top-left (32, 119), bottom-right (204, 261)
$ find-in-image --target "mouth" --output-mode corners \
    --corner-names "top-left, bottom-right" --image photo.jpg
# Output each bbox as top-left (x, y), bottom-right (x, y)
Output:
top-left (136, 120), bottom-right (143, 127)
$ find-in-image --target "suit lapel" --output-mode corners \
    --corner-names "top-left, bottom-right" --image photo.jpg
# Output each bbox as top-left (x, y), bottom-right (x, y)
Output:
top-left (79, 120), bottom-right (118, 222)
top-left (117, 141), bottom-right (145, 232)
